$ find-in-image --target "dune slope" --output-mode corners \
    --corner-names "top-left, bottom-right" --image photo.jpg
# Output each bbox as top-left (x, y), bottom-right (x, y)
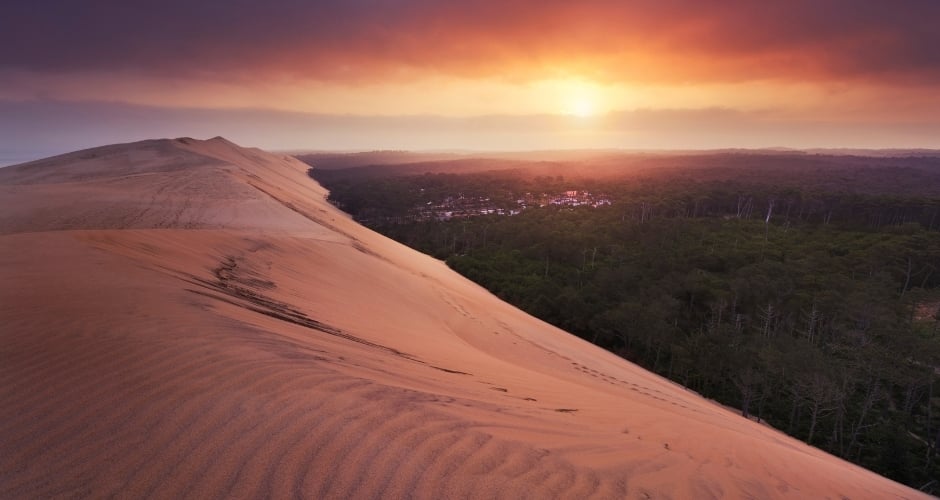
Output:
top-left (0, 137), bottom-right (929, 499)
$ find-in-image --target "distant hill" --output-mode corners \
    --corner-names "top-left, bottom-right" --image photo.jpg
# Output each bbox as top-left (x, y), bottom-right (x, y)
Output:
top-left (301, 150), bottom-right (940, 198)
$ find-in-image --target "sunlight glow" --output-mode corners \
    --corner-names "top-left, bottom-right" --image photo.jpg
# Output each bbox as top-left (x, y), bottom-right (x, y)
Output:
top-left (570, 97), bottom-right (595, 117)
top-left (553, 79), bottom-right (603, 118)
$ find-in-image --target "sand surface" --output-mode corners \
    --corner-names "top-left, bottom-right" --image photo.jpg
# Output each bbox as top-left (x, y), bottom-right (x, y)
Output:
top-left (0, 137), bottom-right (930, 499)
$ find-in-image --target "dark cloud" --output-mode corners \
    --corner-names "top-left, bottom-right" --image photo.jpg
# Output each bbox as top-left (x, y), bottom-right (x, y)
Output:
top-left (2, 1), bottom-right (939, 83)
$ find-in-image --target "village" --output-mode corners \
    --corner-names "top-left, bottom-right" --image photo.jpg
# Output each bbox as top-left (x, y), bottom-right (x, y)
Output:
top-left (415, 190), bottom-right (612, 222)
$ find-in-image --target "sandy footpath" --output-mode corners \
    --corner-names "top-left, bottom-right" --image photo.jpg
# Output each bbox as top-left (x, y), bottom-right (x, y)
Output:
top-left (0, 137), bottom-right (929, 499)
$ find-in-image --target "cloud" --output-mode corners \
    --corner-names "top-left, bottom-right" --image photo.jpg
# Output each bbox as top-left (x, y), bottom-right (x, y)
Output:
top-left (2, 1), bottom-right (939, 84)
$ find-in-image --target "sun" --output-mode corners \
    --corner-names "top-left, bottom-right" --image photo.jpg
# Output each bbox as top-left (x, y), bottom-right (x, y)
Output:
top-left (570, 97), bottom-right (595, 118)
top-left (561, 80), bottom-right (600, 117)
top-left (538, 78), bottom-right (605, 118)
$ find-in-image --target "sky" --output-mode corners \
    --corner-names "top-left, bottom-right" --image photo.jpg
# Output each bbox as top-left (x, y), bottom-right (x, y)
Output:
top-left (2, 0), bottom-right (940, 160)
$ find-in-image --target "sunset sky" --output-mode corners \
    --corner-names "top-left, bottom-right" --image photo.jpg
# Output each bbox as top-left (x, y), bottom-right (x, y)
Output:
top-left (3, 0), bottom-right (940, 160)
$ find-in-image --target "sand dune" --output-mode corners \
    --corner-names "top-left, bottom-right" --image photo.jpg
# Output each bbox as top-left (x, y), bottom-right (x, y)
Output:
top-left (0, 137), bottom-right (929, 499)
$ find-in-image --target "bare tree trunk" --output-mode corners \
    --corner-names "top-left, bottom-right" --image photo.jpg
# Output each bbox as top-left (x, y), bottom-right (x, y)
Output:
top-left (900, 256), bottom-right (913, 298)
top-left (741, 386), bottom-right (752, 419)
top-left (714, 298), bottom-right (725, 331)
top-left (849, 379), bottom-right (880, 455)
top-left (807, 400), bottom-right (821, 443)
top-left (733, 366), bottom-right (757, 419)
top-left (760, 303), bottom-right (775, 338)
top-left (903, 383), bottom-right (925, 427)
top-left (757, 384), bottom-right (768, 424)
top-left (788, 399), bottom-right (801, 434)
top-left (805, 301), bottom-right (819, 344)
top-left (927, 379), bottom-right (935, 468)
